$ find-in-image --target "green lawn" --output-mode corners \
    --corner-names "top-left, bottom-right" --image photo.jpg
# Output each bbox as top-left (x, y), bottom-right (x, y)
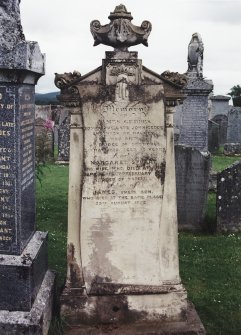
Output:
top-left (36, 160), bottom-right (241, 335)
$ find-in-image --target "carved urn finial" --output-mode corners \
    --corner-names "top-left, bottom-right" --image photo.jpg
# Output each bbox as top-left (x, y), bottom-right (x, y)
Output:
top-left (90, 4), bottom-right (152, 51)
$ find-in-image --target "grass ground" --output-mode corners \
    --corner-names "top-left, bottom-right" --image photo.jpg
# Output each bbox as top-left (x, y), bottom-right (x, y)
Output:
top-left (36, 154), bottom-right (241, 335)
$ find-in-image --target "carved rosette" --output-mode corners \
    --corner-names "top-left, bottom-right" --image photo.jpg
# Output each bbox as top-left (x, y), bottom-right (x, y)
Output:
top-left (90, 4), bottom-right (152, 51)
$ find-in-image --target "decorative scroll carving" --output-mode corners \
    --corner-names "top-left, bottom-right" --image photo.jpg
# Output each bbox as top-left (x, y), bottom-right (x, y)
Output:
top-left (90, 4), bottom-right (152, 51)
top-left (187, 33), bottom-right (204, 77)
top-left (54, 71), bottom-right (81, 89)
top-left (161, 71), bottom-right (187, 88)
top-left (0, 0), bottom-right (25, 52)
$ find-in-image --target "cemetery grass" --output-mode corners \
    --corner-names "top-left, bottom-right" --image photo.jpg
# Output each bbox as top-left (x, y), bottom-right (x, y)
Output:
top-left (36, 163), bottom-right (241, 335)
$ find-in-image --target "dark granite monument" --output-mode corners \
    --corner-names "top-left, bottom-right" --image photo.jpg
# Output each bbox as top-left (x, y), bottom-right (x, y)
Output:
top-left (0, 1), bottom-right (55, 333)
top-left (55, 5), bottom-right (205, 335)
top-left (217, 160), bottom-right (241, 232)
top-left (175, 145), bottom-right (211, 231)
top-left (178, 33), bottom-right (213, 152)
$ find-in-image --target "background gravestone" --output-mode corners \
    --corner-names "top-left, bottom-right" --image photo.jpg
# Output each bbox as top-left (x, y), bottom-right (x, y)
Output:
top-left (175, 145), bottom-right (211, 231)
top-left (0, 1), bottom-right (55, 333)
top-left (208, 120), bottom-right (219, 153)
top-left (178, 33), bottom-right (213, 152)
top-left (55, 5), bottom-right (205, 335)
top-left (224, 107), bottom-right (241, 155)
top-left (210, 95), bottom-right (230, 118)
top-left (212, 114), bottom-right (228, 146)
top-left (217, 161), bottom-right (241, 232)
top-left (57, 114), bottom-right (70, 163)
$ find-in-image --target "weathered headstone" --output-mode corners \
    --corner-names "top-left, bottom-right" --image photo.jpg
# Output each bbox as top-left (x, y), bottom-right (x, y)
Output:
top-left (224, 107), bottom-right (241, 155)
top-left (55, 5), bottom-right (205, 334)
top-left (178, 33), bottom-right (213, 152)
top-left (0, 1), bottom-right (55, 333)
top-left (208, 120), bottom-right (219, 153)
top-left (210, 95), bottom-right (231, 118)
top-left (57, 115), bottom-right (70, 163)
top-left (217, 160), bottom-right (241, 232)
top-left (175, 145), bottom-right (211, 231)
top-left (212, 114), bottom-right (228, 145)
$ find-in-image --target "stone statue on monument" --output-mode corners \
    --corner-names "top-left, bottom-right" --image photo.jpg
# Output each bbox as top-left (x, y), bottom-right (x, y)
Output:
top-left (187, 32), bottom-right (204, 77)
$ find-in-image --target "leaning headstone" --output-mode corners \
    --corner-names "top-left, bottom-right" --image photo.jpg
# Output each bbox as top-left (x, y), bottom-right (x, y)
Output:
top-left (0, 1), bottom-right (55, 333)
top-left (55, 5), bottom-right (205, 335)
top-left (178, 33), bottom-right (213, 152)
top-left (208, 119), bottom-right (219, 153)
top-left (210, 95), bottom-right (231, 118)
top-left (217, 160), bottom-right (241, 232)
top-left (224, 107), bottom-right (241, 155)
top-left (175, 145), bottom-right (211, 231)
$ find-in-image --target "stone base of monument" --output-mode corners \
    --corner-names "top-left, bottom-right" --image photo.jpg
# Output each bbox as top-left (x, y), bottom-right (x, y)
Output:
top-left (63, 302), bottom-right (205, 335)
top-left (0, 232), bottom-right (56, 335)
top-left (61, 284), bottom-right (205, 334)
top-left (0, 270), bottom-right (55, 335)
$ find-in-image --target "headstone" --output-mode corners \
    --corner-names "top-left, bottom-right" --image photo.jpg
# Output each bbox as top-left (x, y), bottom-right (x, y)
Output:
top-left (0, 1), bottom-right (55, 333)
top-left (175, 145), bottom-right (211, 231)
top-left (224, 107), bottom-right (241, 155)
top-left (217, 160), bottom-right (241, 232)
top-left (178, 33), bottom-right (213, 152)
top-left (208, 120), bottom-right (219, 153)
top-left (57, 115), bottom-right (70, 163)
top-left (212, 114), bottom-right (228, 145)
top-left (210, 95), bottom-right (231, 118)
top-left (35, 117), bottom-right (54, 162)
top-left (55, 5), bottom-right (205, 334)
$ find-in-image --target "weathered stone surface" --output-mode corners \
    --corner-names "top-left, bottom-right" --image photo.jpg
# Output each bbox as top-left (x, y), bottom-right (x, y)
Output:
top-left (57, 115), bottom-right (70, 162)
top-left (208, 120), bottom-right (219, 153)
top-left (0, 231), bottom-right (48, 311)
top-left (224, 143), bottom-right (241, 155)
top-left (0, 0), bottom-right (24, 53)
top-left (217, 160), bottom-right (241, 232)
top-left (175, 145), bottom-right (211, 231)
top-left (64, 302), bottom-right (205, 335)
top-left (56, 6), bottom-right (205, 334)
top-left (210, 95), bottom-right (230, 118)
top-left (90, 4), bottom-right (152, 50)
top-left (212, 114), bottom-right (228, 145)
top-left (177, 33), bottom-right (213, 152)
top-left (226, 107), bottom-right (241, 144)
top-left (0, 270), bottom-right (55, 335)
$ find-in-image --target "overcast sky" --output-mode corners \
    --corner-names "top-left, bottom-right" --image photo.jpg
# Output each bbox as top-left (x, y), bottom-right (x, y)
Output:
top-left (20, 0), bottom-right (241, 97)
